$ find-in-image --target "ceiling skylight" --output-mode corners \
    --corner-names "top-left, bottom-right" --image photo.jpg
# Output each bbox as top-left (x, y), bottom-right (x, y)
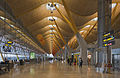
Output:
top-left (49, 34), bottom-right (54, 36)
top-left (49, 30), bottom-right (56, 33)
top-left (112, 3), bottom-right (116, 8)
top-left (0, 16), bottom-right (8, 20)
top-left (48, 16), bottom-right (57, 21)
top-left (48, 25), bottom-right (56, 28)
top-left (91, 17), bottom-right (98, 21)
top-left (10, 24), bottom-right (15, 28)
top-left (80, 30), bottom-right (84, 33)
top-left (46, 2), bottom-right (59, 11)
top-left (84, 25), bottom-right (91, 28)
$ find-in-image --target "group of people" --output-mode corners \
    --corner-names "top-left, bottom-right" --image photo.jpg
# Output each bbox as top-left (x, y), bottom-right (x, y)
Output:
top-left (67, 56), bottom-right (83, 67)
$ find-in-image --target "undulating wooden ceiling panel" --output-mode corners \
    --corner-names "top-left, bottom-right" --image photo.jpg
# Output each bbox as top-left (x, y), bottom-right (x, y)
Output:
top-left (4, 0), bottom-right (120, 53)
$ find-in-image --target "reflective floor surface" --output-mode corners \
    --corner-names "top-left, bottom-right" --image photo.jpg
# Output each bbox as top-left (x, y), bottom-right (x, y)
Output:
top-left (0, 61), bottom-right (120, 78)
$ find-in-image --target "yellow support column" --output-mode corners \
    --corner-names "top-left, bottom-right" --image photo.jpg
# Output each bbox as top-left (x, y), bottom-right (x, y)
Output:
top-left (61, 0), bottom-right (78, 33)
top-left (53, 39), bottom-right (61, 48)
top-left (52, 24), bottom-right (71, 56)
top-left (53, 34), bottom-right (62, 48)
top-left (16, 54), bottom-right (19, 62)
top-left (52, 17), bottom-right (67, 45)
top-left (84, 22), bottom-right (97, 39)
top-left (24, 54), bottom-right (27, 59)
top-left (53, 42), bottom-right (60, 50)
top-left (52, 3), bottom-right (78, 33)
top-left (54, 0), bottom-right (87, 64)
top-left (0, 53), bottom-right (5, 62)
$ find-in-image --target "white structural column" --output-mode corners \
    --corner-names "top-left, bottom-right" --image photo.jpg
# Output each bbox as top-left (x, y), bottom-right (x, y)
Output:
top-left (67, 44), bottom-right (72, 57)
top-left (76, 32), bottom-right (88, 64)
top-left (91, 49), bottom-right (96, 65)
top-left (53, 0), bottom-right (88, 64)
top-left (97, 0), bottom-right (105, 64)
top-left (64, 45), bottom-right (68, 61)
top-left (105, 0), bottom-right (112, 64)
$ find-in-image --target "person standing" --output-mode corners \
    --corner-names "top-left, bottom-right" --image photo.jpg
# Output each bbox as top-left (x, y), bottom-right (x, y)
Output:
top-left (78, 57), bottom-right (80, 66)
top-left (79, 57), bottom-right (83, 67)
top-left (74, 58), bottom-right (76, 65)
top-left (80, 58), bottom-right (83, 67)
top-left (69, 58), bottom-right (72, 66)
top-left (67, 58), bottom-right (70, 65)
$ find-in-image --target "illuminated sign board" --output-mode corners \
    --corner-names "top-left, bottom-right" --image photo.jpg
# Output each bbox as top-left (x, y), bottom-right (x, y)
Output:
top-left (103, 41), bottom-right (115, 47)
top-left (7, 41), bottom-right (13, 44)
top-left (103, 36), bottom-right (115, 42)
top-left (103, 30), bottom-right (115, 47)
top-left (30, 52), bottom-right (36, 59)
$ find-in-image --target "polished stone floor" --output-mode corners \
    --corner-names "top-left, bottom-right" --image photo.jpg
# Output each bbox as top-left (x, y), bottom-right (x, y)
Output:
top-left (0, 61), bottom-right (120, 78)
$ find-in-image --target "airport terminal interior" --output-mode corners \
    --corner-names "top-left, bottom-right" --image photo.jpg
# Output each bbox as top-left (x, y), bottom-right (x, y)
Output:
top-left (0, 0), bottom-right (120, 78)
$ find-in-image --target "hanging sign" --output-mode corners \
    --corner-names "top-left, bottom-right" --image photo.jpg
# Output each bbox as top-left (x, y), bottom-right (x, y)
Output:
top-left (7, 41), bottom-right (13, 45)
top-left (103, 30), bottom-right (115, 47)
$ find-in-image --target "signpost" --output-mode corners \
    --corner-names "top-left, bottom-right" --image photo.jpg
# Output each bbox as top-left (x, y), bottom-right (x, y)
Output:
top-left (103, 30), bottom-right (115, 73)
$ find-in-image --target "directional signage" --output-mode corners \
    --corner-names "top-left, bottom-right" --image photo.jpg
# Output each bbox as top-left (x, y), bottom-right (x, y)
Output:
top-left (3, 41), bottom-right (13, 52)
top-left (7, 41), bottom-right (13, 45)
top-left (103, 30), bottom-right (115, 47)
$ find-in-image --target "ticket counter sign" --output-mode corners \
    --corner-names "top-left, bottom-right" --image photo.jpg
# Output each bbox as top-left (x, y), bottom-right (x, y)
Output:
top-left (30, 52), bottom-right (36, 59)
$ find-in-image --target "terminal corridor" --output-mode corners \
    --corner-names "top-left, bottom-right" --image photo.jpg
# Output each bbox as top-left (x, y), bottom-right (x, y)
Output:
top-left (0, 62), bottom-right (120, 78)
top-left (0, 0), bottom-right (120, 78)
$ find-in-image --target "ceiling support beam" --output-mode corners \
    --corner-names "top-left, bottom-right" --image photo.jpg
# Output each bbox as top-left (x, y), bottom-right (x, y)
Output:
top-left (69, 40), bottom-right (75, 48)
top-left (53, 39), bottom-right (61, 49)
top-left (0, 1), bottom-right (44, 53)
top-left (53, 18), bottom-right (67, 45)
top-left (53, 35), bottom-right (62, 48)
top-left (52, 3), bottom-right (78, 34)
top-left (84, 22), bottom-right (97, 39)
top-left (71, 39), bottom-right (77, 49)
top-left (112, 3), bottom-right (119, 16)
top-left (112, 3), bottom-right (119, 28)
top-left (52, 19), bottom-right (72, 55)
top-left (55, 0), bottom-right (87, 64)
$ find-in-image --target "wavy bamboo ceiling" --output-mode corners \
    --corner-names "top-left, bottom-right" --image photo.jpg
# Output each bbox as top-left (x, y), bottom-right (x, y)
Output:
top-left (3, 0), bottom-right (120, 54)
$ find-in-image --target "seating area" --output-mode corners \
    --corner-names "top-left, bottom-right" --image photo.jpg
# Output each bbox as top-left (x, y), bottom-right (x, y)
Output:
top-left (0, 58), bottom-right (43, 74)
top-left (0, 63), bottom-right (9, 74)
